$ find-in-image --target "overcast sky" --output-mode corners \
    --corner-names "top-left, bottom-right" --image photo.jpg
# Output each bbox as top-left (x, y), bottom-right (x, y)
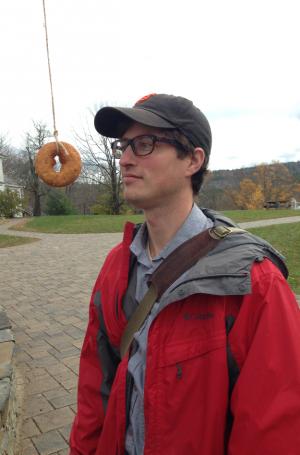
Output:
top-left (1, 0), bottom-right (299, 170)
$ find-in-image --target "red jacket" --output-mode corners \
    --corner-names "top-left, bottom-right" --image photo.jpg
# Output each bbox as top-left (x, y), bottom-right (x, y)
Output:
top-left (70, 221), bottom-right (300, 455)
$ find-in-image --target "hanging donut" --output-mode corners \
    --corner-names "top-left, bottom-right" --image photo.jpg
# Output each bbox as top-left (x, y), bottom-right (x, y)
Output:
top-left (35, 141), bottom-right (81, 187)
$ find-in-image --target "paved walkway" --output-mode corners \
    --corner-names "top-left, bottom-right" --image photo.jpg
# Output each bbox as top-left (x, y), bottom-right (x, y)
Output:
top-left (0, 215), bottom-right (299, 455)
top-left (236, 215), bottom-right (300, 229)
top-left (0, 220), bottom-right (122, 455)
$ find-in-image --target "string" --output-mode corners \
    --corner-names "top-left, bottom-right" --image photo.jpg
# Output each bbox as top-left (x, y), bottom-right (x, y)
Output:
top-left (42, 0), bottom-right (68, 156)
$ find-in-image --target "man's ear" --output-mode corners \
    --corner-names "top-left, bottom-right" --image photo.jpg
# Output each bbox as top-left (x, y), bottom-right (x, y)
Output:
top-left (185, 147), bottom-right (205, 176)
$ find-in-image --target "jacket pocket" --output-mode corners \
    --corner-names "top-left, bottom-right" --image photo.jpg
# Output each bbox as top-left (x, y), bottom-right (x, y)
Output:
top-left (147, 334), bottom-right (228, 454)
top-left (157, 333), bottom-right (226, 367)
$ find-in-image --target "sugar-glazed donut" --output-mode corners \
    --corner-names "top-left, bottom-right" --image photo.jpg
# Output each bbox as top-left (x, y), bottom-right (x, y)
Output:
top-left (35, 141), bottom-right (81, 187)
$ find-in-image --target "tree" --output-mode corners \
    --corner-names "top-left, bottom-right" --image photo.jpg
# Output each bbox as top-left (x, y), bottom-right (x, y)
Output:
top-left (75, 115), bottom-right (123, 215)
top-left (65, 181), bottom-right (99, 215)
top-left (253, 162), bottom-right (294, 204)
top-left (199, 172), bottom-right (234, 210)
top-left (0, 188), bottom-right (22, 218)
top-left (230, 178), bottom-right (264, 209)
top-left (45, 189), bottom-right (77, 215)
top-left (0, 135), bottom-right (21, 180)
top-left (21, 121), bottom-right (51, 216)
top-left (0, 135), bottom-right (12, 157)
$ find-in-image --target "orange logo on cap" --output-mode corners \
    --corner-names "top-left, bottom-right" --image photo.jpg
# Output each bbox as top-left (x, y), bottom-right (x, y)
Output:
top-left (135, 93), bottom-right (157, 105)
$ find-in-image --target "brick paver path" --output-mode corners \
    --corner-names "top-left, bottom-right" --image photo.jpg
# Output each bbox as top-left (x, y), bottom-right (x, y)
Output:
top-left (0, 220), bottom-right (121, 455)
top-left (0, 215), bottom-right (299, 454)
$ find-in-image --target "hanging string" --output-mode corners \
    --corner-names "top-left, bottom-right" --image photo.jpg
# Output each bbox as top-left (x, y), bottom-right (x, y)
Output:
top-left (42, 0), bottom-right (68, 155)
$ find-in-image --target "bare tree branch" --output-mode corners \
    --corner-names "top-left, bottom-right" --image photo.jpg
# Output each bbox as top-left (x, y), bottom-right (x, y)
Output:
top-left (74, 115), bottom-right (123, 214)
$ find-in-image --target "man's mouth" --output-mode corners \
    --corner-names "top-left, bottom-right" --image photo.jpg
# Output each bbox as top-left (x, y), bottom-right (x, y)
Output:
top-left (122, 174), bottom-right (142, 182)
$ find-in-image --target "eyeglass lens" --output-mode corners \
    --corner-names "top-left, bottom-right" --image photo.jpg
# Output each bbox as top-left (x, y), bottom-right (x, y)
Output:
top-left (112, 135), bottom-right (155, 157)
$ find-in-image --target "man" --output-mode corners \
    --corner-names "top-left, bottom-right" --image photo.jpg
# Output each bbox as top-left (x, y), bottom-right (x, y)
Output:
top-left (70, 94), bottom-right (300, 454)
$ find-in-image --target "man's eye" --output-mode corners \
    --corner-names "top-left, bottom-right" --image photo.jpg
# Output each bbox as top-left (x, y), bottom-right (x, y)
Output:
top-left (136, 139), bottom-right (153, 150)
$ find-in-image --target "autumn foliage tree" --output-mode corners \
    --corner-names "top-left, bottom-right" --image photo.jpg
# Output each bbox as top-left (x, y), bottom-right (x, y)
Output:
top-left (230, 178), bottom-right (264, 209)
top-left (253, 162), bottom-right (294, 203)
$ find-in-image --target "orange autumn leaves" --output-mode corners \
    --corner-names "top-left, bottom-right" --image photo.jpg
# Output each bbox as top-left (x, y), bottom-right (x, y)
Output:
top-left (229, 162), bottom-right (300, 209)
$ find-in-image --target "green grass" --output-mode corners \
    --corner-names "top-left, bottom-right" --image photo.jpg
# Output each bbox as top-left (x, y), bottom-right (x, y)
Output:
top-left (248, 223), bottom-right (300, 294)
top-left (221, 208), bottom-right (298, 223)
top-left (0, 234), bottom-right (39, 248)
top-left (11, 214), bottom-right (145, 234)
top-left (10, 209), bottom-right (299, 234)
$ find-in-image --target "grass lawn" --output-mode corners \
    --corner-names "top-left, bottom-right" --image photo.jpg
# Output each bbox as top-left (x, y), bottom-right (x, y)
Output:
top-left (222, 208), bottom-right (298, 223)
top-left (248, 223), bottom-right (300, 294)
top-left (10, 209), bottom-right (299, 234)
top-left (0, 234), bottom-right (39, 248)
top-left (11, 214), bottom-right (145, 234)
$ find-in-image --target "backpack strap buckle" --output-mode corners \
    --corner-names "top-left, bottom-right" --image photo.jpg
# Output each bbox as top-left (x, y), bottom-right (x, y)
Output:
top-left (209, 225), bottom-right (245, 240)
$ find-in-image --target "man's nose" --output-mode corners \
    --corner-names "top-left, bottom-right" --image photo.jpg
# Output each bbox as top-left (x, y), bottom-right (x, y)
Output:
top-left (119, 144), bottom-right (136, 166)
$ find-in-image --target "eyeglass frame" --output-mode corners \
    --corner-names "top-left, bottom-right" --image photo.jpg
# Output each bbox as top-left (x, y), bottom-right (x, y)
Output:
top-left (110, 134), bottom-right (189, 158)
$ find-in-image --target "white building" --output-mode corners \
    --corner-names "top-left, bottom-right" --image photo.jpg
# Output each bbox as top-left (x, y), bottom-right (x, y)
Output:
top-left (290, 198), bottom-right (300, 210)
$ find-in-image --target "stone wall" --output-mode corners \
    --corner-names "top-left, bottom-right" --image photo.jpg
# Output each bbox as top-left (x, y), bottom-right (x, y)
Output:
top-left (0, 307), bottom-right (20, 454)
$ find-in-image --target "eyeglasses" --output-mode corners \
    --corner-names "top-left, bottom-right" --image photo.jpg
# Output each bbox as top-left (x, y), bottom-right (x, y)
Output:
top-left (110, 134), bottom-right (187, 159)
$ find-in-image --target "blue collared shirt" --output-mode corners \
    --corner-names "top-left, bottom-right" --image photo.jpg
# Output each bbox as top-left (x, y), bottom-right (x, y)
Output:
top-left (125, 204), bottom-right (213, 455)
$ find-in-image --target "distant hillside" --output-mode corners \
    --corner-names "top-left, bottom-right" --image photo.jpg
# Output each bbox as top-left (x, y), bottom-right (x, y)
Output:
top-left (204, 161), bottom-right (300, 190)
top-left (285, 161), bottom-right (300, 179)
top-left (199, 161), bottom-right (300, 210)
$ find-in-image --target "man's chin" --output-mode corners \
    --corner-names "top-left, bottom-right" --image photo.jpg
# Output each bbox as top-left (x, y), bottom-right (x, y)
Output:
top-left (124, 197), bottom-right (144, 210)
top-left (123, 192), bottom-right (147, 211)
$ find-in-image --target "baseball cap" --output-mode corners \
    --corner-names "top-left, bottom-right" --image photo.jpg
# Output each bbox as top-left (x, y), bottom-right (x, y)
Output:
top-left (94, 94), bottom-right (212, 155)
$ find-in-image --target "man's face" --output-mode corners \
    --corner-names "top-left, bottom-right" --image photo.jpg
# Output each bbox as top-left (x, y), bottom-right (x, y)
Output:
top-left (118, 123), bottom-right (196, 211)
